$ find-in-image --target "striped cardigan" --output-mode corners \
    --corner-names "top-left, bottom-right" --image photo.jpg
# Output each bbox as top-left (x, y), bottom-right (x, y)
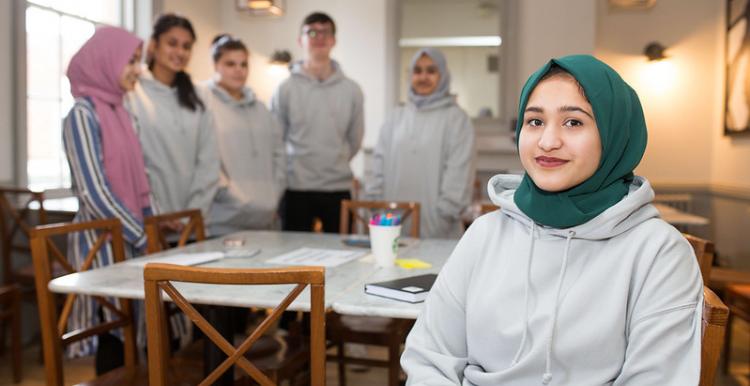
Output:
top-left (62, 98), bottom-right (191, 356)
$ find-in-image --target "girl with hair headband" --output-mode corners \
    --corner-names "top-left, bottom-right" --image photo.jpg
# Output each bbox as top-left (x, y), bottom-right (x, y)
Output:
top-left (201, 34), bottom-right (286, 235)
top-left (127, 13), bottom-right (220, 229)
top-left (63, 26), bottom-right (149, 369)
top-left (401, 55), bottom-right (702, 385)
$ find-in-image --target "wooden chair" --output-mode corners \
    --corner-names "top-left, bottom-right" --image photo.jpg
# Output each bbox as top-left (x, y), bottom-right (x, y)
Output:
top-left (29, 218), bottom-right (141, 386)
top-left (480, 203), bottom-right (497, 215)
top-left (339, 199), bottom-right (421, 238)
top-left (0, 186), bottom-right (50, 287)
top-left (144, 209), bottom-right (206, 254)
top-left (332, 199), bottom-right (421, 386)
top-left (144, 263), bottom-right (326, 386)
top-left (684, 233), bottom-right (715, 283)
top-left (0, 284), bottom-right (21, 383)
top-left (701, 286), bottom-right (729, 386)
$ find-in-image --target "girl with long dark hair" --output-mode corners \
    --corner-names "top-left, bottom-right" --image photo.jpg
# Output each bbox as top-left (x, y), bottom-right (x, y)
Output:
top-left (127, 13), bottom-right (219, 226)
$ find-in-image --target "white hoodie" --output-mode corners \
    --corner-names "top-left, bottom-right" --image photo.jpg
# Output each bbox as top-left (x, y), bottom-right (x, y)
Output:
top-left (364, 95), bottom-right (476, 239)
top-left (401, 174), bottom-right (703, 385)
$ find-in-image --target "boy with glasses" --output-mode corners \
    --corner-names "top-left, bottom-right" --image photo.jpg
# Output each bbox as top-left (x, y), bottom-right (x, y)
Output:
top-left (271, 11), bottom-right (364, 233)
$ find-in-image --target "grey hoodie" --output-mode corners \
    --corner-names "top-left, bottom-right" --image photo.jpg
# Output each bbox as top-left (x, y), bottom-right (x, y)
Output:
top-left (364, 96), bottom-right (475, 238)
top-left (270, 60), bottom-right (364, 191)
top-left (200, 80), bottom-right (286, 235)
top-left (401, 174), bottom-right (703, 385)
top-left (126, 71), bottom-right (220, 222)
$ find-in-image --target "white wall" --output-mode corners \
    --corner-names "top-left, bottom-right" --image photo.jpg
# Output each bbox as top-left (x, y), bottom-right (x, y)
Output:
top-left (400, 0), bottom-right (500, 38)
top-left (0, 1), bottom-right (14, 184)
top-left (515, 0), bottom-right (596, 96)
top-left (163, 0), bottom-right (399, 177)
top-left (595, 0), bottom-right (719, 186)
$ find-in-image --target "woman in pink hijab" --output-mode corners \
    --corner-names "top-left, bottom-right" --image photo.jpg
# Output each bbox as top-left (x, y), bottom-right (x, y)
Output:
top-left (61, 26), bottom-right (150, 365)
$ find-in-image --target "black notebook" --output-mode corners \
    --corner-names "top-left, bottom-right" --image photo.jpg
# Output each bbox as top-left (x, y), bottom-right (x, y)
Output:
top-left (364, 273), bottom-right (438, 303)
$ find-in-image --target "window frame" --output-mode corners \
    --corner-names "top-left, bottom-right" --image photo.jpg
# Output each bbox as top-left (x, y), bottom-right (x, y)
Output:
top-left (13, 0), bottom-right (149, 198)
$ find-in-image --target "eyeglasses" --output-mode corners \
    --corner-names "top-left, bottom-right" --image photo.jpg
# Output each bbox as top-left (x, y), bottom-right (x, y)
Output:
top-left (303, 28), bottom-right (334, 39)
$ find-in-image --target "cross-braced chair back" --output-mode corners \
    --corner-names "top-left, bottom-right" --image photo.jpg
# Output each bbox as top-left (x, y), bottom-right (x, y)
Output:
top-left (29, 218), bottom-right (136, 386)
top-left (144, 209), bottom-right (205, 254)
top-left (144, 263), bottom-right (326, 386)
top-left (340, 200), bottom-right (421, 238)
top-left (0, 187), bottom-right (46, 285)
top-left (700, 286), bottom-right (728, 386)
top-left (684, 233), bottom-right (715, 283)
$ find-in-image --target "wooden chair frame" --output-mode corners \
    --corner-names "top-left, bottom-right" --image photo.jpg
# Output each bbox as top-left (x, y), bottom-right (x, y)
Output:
top-left (701, 286), bottom-right (729, 386)
top-left (683, 233), bottom-right (715, 283)
top-left (0, 187), bottom-right (47, 285)
top-left (144, 263), bottom-right (326, 386)
top-left (479, 203), bottom-right (497, 216)
top-left (144, 209), bottom-right (205, 254)
top-left (339, 200), bottom-right (421, 238)
top-left (29, 219), bottom-right (136, 386)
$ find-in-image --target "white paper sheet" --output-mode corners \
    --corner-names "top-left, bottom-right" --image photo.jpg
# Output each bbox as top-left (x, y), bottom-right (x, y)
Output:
top-left (266, 248), bottom-right (367, 267)
top-left (125, 251), bottom-right (225, 267)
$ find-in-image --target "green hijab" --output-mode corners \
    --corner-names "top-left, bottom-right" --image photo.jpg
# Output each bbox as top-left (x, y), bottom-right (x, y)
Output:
top-left (513, 55), bottom-right (648, 229)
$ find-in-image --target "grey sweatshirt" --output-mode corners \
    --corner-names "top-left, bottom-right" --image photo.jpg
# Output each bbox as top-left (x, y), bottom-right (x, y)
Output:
top-left (200, 80), bottom-right (286, 235)
top-left (401, 174), bottom-right (703, 385)
top-left (270, 60), bottom-right (364, 191)
top-left (364, 97), bottom-right (476, 238)
top-left (126, 71), bottom-right (220, 222)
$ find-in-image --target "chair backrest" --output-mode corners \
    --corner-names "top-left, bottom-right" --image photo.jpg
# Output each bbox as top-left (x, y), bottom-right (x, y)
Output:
top-left (144, 209), bottom-right (206, 254)
top-left (144, 263), bottom-right (326, 386)
top-left (340, 199), bottom-right (421, 238)
top-left (29, 218), bottom-right (136, 386)
top-left (479, 203), bottom-right (497, 216)
top-left (684, 233), bottom-right (715, 283)
top-left (0, 186), bottom-right (46, 284)
top-left (700, 286), bottom-right (729, 386)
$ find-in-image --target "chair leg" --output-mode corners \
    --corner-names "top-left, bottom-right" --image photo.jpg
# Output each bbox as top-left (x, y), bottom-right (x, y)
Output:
top-left (337, 340), bottom-right (346, 386)
top-left (11, 288), bottom-right (22, 383)
top-left (0, 310), bottom-right (6, 357)
top-left (388, 340), bottom-right (400, 386)
top-left (724, 310), bottom-right (734, 374)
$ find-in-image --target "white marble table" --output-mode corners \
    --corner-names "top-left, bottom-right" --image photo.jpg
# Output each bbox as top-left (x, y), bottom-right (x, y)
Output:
top-left (48, 230), bottom-right (458, 319)
top-left (653, 203), bottom-right (710, 226)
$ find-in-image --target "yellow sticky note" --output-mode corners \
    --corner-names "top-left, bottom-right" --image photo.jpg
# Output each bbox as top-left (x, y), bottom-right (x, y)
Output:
top-left (395, 258), bottom-right (432, 269)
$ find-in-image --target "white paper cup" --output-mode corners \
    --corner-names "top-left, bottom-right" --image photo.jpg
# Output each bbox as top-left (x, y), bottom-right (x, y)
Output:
top-left (369, 224), bottom-right (401, 267)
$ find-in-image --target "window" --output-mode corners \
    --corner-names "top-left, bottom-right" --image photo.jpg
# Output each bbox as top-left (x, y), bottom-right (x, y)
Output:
top-left (25, 0), bottom-right (130, 191)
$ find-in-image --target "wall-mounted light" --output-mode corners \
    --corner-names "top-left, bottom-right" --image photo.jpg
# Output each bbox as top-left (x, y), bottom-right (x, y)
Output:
top-left (236, 0), bottom-right (284, 16)
top-left (643, 42), bottom-right (667, 61)
top-left (270, 50), bottom-right (292, 66)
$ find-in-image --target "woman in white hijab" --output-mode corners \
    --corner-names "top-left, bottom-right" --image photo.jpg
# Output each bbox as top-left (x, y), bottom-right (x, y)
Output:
top-left (365, 48), bottom-right (476, 238)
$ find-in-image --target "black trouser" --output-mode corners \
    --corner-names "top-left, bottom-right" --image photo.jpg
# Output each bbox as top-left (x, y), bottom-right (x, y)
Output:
top-left (281, 190), bottom-right (351, 233)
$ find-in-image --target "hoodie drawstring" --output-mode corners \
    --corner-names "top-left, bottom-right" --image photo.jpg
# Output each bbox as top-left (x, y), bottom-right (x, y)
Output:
top-left (511, 222), bottom-right (536, 366)
top-left (542, 230), bottom-right (575, 385)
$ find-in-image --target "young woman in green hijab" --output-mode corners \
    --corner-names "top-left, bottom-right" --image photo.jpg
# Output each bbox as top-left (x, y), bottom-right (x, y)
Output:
top-left (401, 55), bottom-right (703, 385)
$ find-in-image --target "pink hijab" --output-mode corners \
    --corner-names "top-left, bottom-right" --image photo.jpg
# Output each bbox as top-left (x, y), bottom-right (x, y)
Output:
top-left (67, 26), bottom-right (151, 220)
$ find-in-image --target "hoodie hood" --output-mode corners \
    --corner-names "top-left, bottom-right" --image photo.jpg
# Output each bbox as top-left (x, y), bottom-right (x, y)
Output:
top-left (289, 59), bottom-right (346, 86)
top-left (138, 68), bottom-right (176, 96)
top-left (205, 78), bottom-right (256, 107)
top-left (408, 94), bottom-right (456, 111)
top-left (488, 173), bottom-right (659, 241)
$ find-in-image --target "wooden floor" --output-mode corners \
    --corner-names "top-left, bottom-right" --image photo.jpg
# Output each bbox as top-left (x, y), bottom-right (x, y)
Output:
top-left (2, 322), bottom-right (750, 386)
top-left (0, 344), bottom-right (391, 386)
